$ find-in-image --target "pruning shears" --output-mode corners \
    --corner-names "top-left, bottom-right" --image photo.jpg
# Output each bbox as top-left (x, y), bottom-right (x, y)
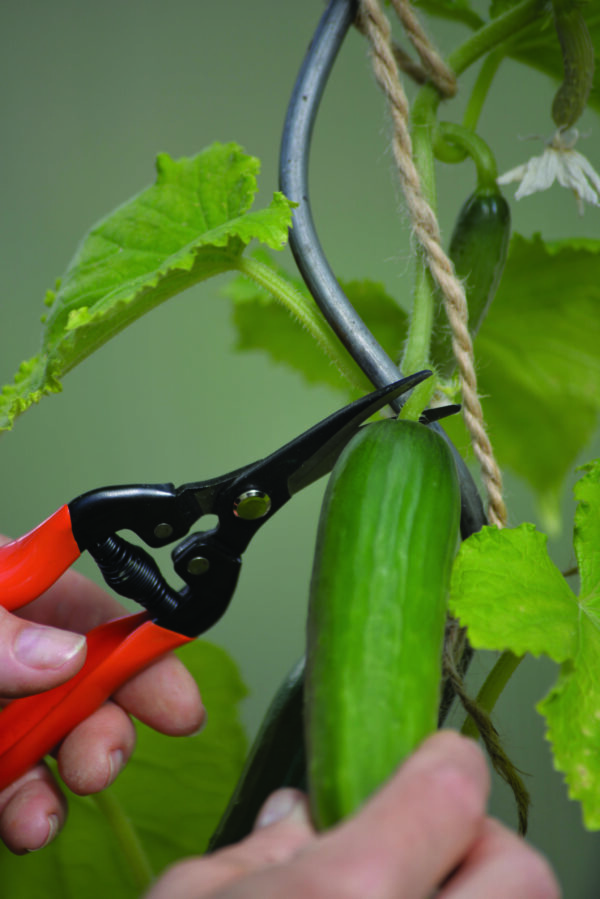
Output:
top-left (0, 372), bottom-right (453, 792)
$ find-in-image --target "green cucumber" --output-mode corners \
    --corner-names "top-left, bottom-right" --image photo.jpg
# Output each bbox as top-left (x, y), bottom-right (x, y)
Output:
top-left (305, 419), bottom-right (460, 830)
top-left (431, 186), bottom-right (510, 378)
top-left (552, 0), bottom-right (594, 130)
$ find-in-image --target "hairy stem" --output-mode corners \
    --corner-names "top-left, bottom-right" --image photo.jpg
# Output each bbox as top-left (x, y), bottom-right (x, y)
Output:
top-left (235, 255), bottom-right (367, 394)
top-left (461, 651), bottom-right (524, 740)
top-left (399, 86), bottom-right (439, 420)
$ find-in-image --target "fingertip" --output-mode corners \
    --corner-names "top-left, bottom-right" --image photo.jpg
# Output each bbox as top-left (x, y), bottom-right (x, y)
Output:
top-left (0, 769), bottom-right (66, 853)
top-left (57, 703), bottom-right (135, 795)
top-left (13, 625), bottom-right (86, 672)
top-left (114, 654), bottom-right (205, 736)
top-left (0, 607), bottom-right (87, 697)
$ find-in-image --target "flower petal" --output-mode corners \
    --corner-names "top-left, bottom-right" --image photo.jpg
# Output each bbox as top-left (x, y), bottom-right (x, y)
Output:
top-left (497, 163), bottom-right (528, 185)
top-left (514, 149), bottom-right (560, 199)
top-left (558, 151), bottom-right (600, 207)
top-left (576, 152), bottom-right (600, 195)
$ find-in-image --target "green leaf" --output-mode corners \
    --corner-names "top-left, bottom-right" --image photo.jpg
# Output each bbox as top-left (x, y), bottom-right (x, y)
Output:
top-left (0, 640), bottom-right (248, 898)
top-left (449, 523), bottom-right (578, 660)
top-left (445, 233), bottom-right (600, 526)
top-left (228, 250), bottom-right (408, 396)
top-left (573, 460), bottom-right (600, 599)
top-left (450, 460), bottom-right (600, 828)
top-left (0, 143), bottom-right (294, 432)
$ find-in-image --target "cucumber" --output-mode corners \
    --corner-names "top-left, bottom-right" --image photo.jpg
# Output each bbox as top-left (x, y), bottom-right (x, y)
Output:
top-left (305, 419), bottom-right (460, 829)
top-left (552, 1), bottom-right (594, 130)
top-left (431, 186), bottom-right (510, 378)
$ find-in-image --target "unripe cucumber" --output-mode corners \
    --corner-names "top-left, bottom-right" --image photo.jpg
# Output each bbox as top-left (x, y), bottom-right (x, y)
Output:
top-left (552, 1), bottom-right (594, 129)
top-left (431, 186), bottom-right (511, 378)
top-left (306, 419), bottom-right (460, 829)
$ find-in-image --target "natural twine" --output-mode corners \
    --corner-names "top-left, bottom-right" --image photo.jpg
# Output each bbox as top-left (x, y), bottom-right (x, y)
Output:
top-left (356, 0), bottom-right (507, 529)
top-left (389, 0), bottom-right (457, 97)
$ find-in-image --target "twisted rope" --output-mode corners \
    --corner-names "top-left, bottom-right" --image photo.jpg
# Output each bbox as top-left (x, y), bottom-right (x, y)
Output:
top-left (390, 0), bottom-right (457, 97)
top-left (357, 0), bottom-right (507, 528)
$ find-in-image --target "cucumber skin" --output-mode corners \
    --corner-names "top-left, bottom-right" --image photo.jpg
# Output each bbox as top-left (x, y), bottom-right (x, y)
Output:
top-left (431, 188), bottom-right (510, 378)
top-left (306, 419), bottom-right (460, 830)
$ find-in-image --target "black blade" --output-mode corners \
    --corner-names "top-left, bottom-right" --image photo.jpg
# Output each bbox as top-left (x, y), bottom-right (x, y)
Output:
top-left (419, 404), bottom-right (461, 425)
top-left (286, 371), bottom-right (431, 495)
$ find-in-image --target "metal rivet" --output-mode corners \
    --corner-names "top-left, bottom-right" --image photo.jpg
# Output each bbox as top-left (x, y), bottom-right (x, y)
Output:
top-left (154, 522), bottom-right (173, 539)
top-left (186, 556), bottom-right (210, 576)
top-left (233, 489), bottom-right (272, 520)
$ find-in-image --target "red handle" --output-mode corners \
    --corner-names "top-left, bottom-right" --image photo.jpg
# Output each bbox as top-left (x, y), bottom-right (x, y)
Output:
top-left (0, 613), bottom-right (193, 791)
top-left (0, 506), bottom-right (81, 611)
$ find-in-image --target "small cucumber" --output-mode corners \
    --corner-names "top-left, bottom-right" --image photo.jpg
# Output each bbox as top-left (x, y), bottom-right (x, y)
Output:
top-left (552, 1), bottom-right (594, 129)
top-left (431, 186), bottom-right (510, 378)
top-left (305, 419), bottom-right (460, 829)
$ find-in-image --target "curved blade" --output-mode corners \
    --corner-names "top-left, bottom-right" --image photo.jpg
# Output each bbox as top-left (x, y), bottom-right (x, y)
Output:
top-left (286, 371), bottom-right (431, 495)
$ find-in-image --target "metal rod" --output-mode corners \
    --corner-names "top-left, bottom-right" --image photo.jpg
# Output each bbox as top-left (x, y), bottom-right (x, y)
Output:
top-left (278, 0), bottom-right (486, 536)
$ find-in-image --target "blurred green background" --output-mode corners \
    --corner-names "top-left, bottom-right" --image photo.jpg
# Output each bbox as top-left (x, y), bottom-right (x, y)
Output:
top-left (1, 0), bottom-right (599, 893)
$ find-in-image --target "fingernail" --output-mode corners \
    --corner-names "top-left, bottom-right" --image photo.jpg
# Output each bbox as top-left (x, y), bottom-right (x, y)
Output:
top-left (255, 790), bottom-right (305, 829)
top-left (106, 750), bottom-right (124, 788)
top-left (28, 814), bottom-right (60, 852)
top-left (42, 814), bottom-right (60, 848)
top-left (14, 626), bottom-right (86, 670)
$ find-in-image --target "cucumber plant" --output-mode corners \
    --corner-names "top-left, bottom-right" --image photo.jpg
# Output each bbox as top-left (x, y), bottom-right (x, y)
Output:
top-left (1, 0), bottom-right (600, 896)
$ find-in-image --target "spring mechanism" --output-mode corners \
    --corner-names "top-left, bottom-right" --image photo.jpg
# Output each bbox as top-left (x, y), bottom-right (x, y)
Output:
top-left (88, 534), bottom-right (181, 617)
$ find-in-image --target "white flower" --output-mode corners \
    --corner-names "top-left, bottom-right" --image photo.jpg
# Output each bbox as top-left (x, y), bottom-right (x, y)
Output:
top-left (497, 130), bottom-right (600, 215)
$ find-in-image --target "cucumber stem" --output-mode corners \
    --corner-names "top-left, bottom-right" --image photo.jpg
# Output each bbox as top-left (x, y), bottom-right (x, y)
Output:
top-left (447, 0), bottom-right (546, 77)
top-left (398, 0), bottom-right (543, 399)
top-left (436, 122), bottom-right (499, 189)
top-left (399, 86), bottom-right (439, 418)
top-left (461, 650), bottom-right (524, 740)
top-left (463, 49), bottom-right (505, 132)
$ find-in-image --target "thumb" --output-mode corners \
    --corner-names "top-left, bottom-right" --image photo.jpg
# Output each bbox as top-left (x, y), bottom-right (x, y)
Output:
top-left (0, 606), bottom-right (86, 698)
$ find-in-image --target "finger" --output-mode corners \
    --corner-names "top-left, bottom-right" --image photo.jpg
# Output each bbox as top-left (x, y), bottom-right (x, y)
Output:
top-left (16, 566), bottom-right (128, 634)
top-left (114, 653), bottom-right (205, 736)
top-left (17, 565), bottom-right (205, 734)
top-left (56, 702), bottom-right (136, 795)
top-left (0, 605), bottom-right (86, 697)
top-left (440, 818), bottom-right (560, 899)
top-left (290, 730), bottom-right (490, 899)
top-left (144, 790), bottom-right (314, 899)
top-left (0, 765), bottom-right (67, 853)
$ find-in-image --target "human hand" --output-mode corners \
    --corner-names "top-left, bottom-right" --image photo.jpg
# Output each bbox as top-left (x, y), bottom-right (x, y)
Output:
top-left (0, 561), bottom-right (204, 854)
top-left (145, 731), bottom-right (560, 899)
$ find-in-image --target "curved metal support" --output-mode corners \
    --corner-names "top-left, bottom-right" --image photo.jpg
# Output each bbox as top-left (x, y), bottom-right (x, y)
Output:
top-left (279, 0), bottom-right (486, 537)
